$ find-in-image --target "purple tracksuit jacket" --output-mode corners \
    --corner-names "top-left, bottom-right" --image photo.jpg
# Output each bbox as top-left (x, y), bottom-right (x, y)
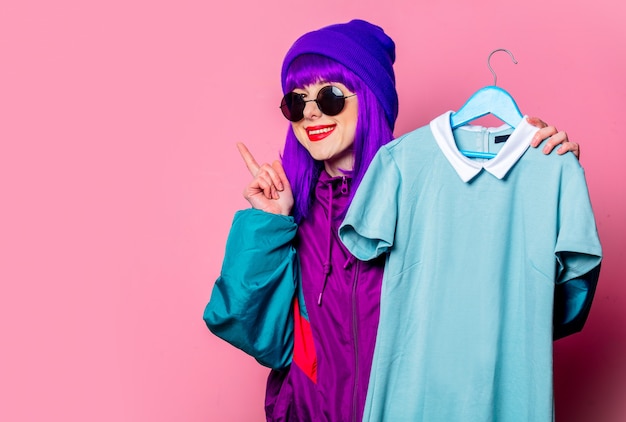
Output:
top-left (205, 171), bottom-right (384, 422)
top-left (265, 171), bottom-right (384, 422)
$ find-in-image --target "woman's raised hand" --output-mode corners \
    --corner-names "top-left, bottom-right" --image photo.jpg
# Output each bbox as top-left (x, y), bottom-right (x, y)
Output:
top-left (237, 142), bottom-right (294, 216)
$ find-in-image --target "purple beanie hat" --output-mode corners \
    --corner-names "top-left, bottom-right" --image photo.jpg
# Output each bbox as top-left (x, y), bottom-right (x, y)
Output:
top-left (281, 19), bottom-right (398, 129)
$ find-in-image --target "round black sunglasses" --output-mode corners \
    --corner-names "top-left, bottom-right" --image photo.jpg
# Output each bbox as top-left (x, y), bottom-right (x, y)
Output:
top-left (280, 85), bottom-right (356, 122)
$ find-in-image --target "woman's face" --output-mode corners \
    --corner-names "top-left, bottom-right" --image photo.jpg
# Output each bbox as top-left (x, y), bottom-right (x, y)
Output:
top-left (290, 81), bottom-right (358, 176)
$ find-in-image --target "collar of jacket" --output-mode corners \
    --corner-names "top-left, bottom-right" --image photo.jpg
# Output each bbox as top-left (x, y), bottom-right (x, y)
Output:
top-left (314, 171), bottom-right (352, 305)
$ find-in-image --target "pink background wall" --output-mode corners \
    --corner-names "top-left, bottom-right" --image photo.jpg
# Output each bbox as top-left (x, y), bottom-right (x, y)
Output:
top-left (1, 0), bottom-right (624, 421)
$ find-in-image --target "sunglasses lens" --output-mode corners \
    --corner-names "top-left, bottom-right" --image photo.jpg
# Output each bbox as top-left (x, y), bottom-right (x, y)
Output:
top-left (317, 86), bottom-right (346, 116)
top-left (280, 86), bottom-right (350, 121)
top-left (280, 93), bottom-right (305, 122)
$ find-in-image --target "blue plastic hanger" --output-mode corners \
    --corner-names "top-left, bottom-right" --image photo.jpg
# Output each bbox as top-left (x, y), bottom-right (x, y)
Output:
top-left (450, 49), bottom-right (523, 159)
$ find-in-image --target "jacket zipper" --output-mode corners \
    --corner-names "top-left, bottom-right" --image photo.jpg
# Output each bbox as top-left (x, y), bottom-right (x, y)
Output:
top-left (352, 260), bottom-right (360, 422)
top-left (341, 176), bottom-right (349, 195)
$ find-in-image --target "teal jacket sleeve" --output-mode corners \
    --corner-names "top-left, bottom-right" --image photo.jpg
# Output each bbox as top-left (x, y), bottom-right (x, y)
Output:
top-left (203, 208), bottom-right (299, 369)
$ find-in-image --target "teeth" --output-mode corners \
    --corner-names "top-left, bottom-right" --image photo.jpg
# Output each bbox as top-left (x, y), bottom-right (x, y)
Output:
top-left (308, 127), bottom-right (334, 135)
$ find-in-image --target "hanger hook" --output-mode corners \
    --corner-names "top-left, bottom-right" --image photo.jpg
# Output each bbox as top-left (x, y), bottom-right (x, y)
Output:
top-left (487, 48), bottom-right (518, 86)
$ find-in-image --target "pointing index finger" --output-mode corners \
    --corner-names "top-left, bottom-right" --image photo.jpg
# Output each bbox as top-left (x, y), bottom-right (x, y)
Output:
top-left (236, 142), bottom-right (260, 175)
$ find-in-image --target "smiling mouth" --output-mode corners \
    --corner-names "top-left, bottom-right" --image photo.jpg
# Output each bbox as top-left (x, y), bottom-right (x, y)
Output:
top-left (307, 125), bottom-right (335, 142)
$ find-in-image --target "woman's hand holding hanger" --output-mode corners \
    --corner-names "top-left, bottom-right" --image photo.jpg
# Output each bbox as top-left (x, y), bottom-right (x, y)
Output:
top-left (527, 117), bottom-right (581, 159)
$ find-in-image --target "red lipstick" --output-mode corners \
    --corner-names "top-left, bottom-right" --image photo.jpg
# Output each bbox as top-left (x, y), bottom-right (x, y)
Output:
top-left (306, 125), bottom-right (336, 142)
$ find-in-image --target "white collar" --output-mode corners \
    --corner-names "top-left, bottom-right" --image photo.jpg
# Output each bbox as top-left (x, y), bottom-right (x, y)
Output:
top-left (429, 111), bottom-right (539, 182)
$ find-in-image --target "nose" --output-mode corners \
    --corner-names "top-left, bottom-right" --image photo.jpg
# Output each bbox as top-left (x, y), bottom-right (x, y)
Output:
top-left (302, 99), bottom-right (322, 120)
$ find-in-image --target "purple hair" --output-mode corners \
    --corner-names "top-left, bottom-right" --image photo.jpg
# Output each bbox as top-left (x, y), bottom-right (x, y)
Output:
top-left (282, 54), bottom-right (395, 223)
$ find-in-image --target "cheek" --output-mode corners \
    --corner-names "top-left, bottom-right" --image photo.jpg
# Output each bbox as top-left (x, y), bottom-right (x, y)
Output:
top-left (291, 125), bottom-right (308, 145)
top-left (343, 123), bottom-right (357, 146)
top-left (343, 107), bottom-right (358, 142)
top-left (297, 134), bottom-right (310, 149)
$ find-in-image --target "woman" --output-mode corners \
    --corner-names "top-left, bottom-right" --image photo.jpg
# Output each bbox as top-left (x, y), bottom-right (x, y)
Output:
top-left (204, 19), bottom-right (579, 421)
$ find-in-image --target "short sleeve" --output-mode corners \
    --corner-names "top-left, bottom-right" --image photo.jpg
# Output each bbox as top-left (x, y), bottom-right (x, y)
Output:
top-left (340, 146), bottom-right (400, 260)
top-left (554, 162), bottom-right (602, 283)
top-left (553, 160), bottom-right (603, 339)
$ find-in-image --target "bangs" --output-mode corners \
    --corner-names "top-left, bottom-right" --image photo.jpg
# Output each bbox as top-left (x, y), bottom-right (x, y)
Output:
top-left (284, 54), bottom-right (361, 93)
